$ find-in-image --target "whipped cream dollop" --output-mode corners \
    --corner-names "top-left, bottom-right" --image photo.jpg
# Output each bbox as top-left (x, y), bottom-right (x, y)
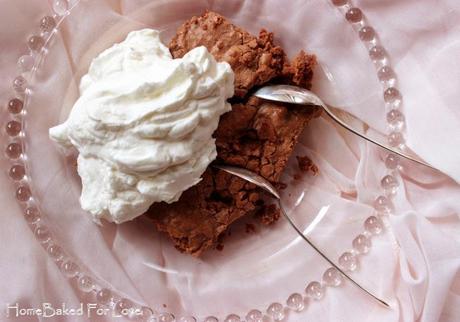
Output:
top-left (49, 29), bottom-right (234, 223)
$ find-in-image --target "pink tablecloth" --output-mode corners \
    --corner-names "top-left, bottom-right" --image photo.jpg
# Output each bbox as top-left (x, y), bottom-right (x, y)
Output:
top-left (1, 0), bottom-right (459, 321)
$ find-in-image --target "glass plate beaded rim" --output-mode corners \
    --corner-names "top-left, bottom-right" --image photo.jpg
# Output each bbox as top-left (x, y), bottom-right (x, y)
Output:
top-left (3, 0), bottom-right (406, 321)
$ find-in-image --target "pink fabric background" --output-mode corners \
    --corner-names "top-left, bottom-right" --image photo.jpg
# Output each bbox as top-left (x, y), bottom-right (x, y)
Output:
top-left (1, 0), bottom-right (460, 321)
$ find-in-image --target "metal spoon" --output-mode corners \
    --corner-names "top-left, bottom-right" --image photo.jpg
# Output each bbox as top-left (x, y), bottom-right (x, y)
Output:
top-left (254, 84), bottom-right (439, 172)
top-left (215, 164), bottom-right (391, 308)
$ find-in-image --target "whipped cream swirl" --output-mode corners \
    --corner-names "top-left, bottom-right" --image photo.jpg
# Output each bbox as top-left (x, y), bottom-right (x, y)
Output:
top-left (50, 29), bottom-right (234, 223)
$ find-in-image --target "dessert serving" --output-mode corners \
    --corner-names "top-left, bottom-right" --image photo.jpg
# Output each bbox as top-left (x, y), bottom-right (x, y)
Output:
top-left (50, 28), bottom-right (234, 224)
top-left (50, 11), bottom-right (320, 256)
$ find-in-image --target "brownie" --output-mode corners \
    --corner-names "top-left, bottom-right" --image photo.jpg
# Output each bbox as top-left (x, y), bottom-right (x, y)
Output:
top-left (297, 155), bottom-right (319, 175)
top-left (215, 97), bottom-right (317, 182)
top-left (169, 11), bottom-right (314, 97)
top-left (146, 12), bottom-right (319, 256)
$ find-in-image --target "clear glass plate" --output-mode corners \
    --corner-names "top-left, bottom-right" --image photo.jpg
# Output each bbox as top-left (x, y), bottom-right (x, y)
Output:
top-left (16, 0), bottom-right (399, 320)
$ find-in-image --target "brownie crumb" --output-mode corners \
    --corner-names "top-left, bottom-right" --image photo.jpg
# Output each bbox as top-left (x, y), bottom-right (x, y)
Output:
top-left (296, 155), bottom-right (318, 175)
top-left (282, 50), bottom-right (317, 89)
top-left (216, 232), bottom-right (226, 252)
top-left (257, 204), bottom-right (281, 225)
top-left (275, 182), bottom-right (288, 190)
top-left (245, 223), bottom-right (256, 234)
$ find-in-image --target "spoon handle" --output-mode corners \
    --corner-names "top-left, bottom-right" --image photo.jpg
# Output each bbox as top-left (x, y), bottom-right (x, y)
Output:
top-left (278, 200), bottom-right (390, 308)
top-left (320, 104), bottom-right (437, 171)
top-left (254, 84), bottom-right (440, 172)
top-left (215, 165), bottom-right (391, 308)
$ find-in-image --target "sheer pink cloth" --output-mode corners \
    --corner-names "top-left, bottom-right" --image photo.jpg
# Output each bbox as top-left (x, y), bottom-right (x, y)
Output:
top-left (0, 0), bottom-right (459, 321)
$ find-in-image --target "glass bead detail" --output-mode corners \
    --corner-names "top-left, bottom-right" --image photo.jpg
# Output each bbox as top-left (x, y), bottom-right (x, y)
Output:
top-left (77, 275), bottom-right (94, 292)
top-left (388, 131), bottom-right (404, 147)
top-left (9, 164), bottom-right (25, 180)
top-left (339, 252), bottom-right (358, 271)
top-left (305, 281), bottom-right (324, 300)
top-left (387, 109), bottom-right (405, 130)
top-left (114, 298), bottom-right (134, 318)
top-left (179, 317), bottom-right (196, 322)
top-left (61, 261), bottom-right (79, 278)
top-left (381, 174), bottom-right (399, 194)
top-left (139, 306), bottom-right (155, 320)
top-left (378, 66), bottom-right (395, 82)
top-left (352, 234), bottom-right (371, 254)
top-left (266, 303), bottom-right (285, 321)
top-left (28, 36), bottom-right (45, 51)
top-left (345, 8), bottom-right (363, 23)
top-left (18, 55), bottom-right (34, 72)
top-left (6, 143), bottom-right (22, 159)
top-left (359, 26), bottom-right (375, 41)
top-left (40, 16), bottom-right (56, 33)
top-left (6, 120), bottom-right (21, 136)
top-left (16, 185), bottom-right (31, 202)
top-left (158, 313), bottom-right (175, 322)
top-left (385, 154), bottom-right (400, 170)
top-left (13, 76), bottom-right (27, 93)
top-left (35, 226), bottom-right (50, 243)
top-left (322, 267), bottom-right (343, 286)
top-left (384, 87), bottom-right (401, 103)
top-left (8, 98), bottom-right (23, 114)
top-left (224, 314), bottom-right (241, 322)
top-left (53, 0), bottom-right (69, 15)
top-left (47, 244), bottom-right (64, 260)
top-left (374, 195), bottom-right (393, 214)
top-left (369, 46), bottom-right (385, 61)
top-left (364, 216), bottom-right (384, 235)
top-left (96, 288), bottom-right (112, 305)
top-left (286, 293), bottom-right (305, 311)
top-left (24, 207), bottom-right (40, 223)
top-left (204, 317), bottom-right (218, 322)
top-left (246, 309), bottom-right (263, 322)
